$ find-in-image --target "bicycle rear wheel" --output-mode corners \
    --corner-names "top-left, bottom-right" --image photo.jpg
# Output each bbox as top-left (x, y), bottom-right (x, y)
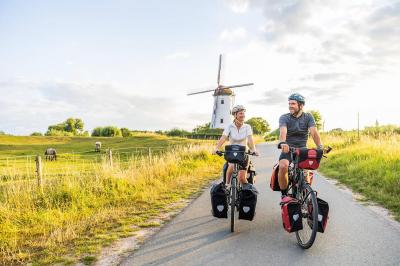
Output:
top-left (230, 177), bottom-right (236, 232)
top-left (295, 183), bottom-right (318, 249)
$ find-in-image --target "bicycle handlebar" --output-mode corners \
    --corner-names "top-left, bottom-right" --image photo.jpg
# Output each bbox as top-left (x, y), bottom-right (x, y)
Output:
top-left (215, 150), bottom-right (258, 157)
top-left (278, 145), bottom-right (333, 154)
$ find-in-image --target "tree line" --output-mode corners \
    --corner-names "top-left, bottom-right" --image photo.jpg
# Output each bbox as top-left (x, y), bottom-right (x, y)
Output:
top-left (16, 111), bottom-right (326, 138)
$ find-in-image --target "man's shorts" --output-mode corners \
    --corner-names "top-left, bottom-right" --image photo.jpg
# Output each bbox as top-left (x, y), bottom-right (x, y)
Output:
top-left (228, 155), bottom-right (249, 171)
top-left (279, 151), bottom-right (293, 162)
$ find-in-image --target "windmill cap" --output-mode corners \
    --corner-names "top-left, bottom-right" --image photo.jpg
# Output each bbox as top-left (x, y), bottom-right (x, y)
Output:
top-left (214, 87), bottom-right (234, 96)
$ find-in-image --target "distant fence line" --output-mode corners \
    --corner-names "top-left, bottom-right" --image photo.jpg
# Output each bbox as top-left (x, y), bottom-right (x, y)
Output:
top-left (0, 145), bottom-right (183, 161)
top-left (0, 144), bottom-right (200, 188)
top-left (186, 134), bottom-right (220, 140)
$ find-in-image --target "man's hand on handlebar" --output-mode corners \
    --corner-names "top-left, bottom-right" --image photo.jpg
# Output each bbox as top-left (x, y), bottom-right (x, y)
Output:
top-left (281, 144), bottom-right (289, 153)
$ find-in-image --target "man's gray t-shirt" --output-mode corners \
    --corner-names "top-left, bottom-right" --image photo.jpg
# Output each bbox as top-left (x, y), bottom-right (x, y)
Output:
top-left (279, 112), bottom-right (316, 148)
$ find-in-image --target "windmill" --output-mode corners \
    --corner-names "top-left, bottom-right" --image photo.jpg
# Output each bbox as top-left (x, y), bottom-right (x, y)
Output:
top-left (187, 54), bottom-right (254, 129)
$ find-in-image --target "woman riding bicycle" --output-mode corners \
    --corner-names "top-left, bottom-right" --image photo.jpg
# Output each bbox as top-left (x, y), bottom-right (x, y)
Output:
top-left (213, 105), bottom-right (259, 185)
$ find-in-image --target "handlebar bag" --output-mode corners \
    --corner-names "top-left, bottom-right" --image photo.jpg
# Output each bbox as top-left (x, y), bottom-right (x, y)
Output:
top-left (224, 145), bottom-right (246, 164)
top-left (238, 183), bottom-right (258, 221)
top-left (210, 182), bottom-right (229, 218)
top-left (281, 196), bottom-right (303, 233)
top-left (296, 148), bottom-right (323, 170)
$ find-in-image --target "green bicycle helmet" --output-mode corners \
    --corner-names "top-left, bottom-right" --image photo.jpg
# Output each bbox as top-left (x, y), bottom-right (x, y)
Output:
top-left (288, 93), bottom-right (305, 105)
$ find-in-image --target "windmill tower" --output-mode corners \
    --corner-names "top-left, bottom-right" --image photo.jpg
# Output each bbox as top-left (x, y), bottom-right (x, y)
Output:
top-left (187, 54), bottom-right (254, 129)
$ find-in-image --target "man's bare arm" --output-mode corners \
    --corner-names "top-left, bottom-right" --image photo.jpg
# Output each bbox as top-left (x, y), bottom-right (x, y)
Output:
top-left (310, 127), bottom-right (323, 148)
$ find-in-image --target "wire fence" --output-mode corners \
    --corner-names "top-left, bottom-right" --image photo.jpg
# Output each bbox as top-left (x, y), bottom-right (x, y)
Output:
top-left (0, 145), bottom-right (190, 186)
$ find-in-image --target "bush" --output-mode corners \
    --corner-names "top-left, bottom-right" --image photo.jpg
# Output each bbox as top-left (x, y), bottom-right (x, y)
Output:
top-left (30, 132), bottom-right (43, 136)
top-left (45, 129), bottom-right (74, 136)
top-left (165, 128), bottom-right (190, 137)
top-left (101, 127), bottom-right (122, 137)
top-left (91, 126), bottom-right (122, 137)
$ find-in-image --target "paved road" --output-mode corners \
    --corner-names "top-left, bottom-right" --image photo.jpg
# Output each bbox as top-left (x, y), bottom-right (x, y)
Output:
top-left (121, 143), bottom-right (400, 266)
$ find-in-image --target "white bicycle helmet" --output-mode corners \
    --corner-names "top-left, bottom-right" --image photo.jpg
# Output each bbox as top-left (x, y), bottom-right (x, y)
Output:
top-left (232, 105), bottom-right (246, 115)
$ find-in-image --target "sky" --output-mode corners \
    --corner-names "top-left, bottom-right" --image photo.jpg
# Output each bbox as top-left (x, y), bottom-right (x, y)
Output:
top-left (0, 0), bottom-right (399, 135)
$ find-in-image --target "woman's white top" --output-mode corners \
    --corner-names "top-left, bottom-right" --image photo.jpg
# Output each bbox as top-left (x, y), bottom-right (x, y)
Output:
top-left (222, 122), bottom-right (253, 146)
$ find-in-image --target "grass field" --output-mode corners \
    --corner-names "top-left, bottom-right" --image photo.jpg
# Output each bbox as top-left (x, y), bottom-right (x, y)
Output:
top-left (318, 132), bottom-right (400, 221)
top-left (0, 134), bottom-right (224, 265)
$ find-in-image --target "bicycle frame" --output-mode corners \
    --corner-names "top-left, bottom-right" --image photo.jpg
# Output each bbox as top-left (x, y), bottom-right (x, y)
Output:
top-left (287, 151), bottom-right (312, 204)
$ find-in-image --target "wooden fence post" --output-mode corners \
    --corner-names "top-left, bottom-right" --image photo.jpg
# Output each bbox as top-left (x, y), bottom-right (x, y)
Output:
top-left (35, 155), bottom-right (43, 190)
top-left (108, 149), bottom-right (113, 168)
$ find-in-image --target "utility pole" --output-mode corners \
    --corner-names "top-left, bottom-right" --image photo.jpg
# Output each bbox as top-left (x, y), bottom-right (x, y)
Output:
top-left (357, 112), bottom-right (360, 140)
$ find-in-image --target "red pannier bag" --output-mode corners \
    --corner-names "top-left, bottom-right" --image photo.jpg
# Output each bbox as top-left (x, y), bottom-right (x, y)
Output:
top-left (281, 196), bottom-right (303, 233)
top-left (308, 197), bottom-right (329, 233)
top-left (269, 163), bottom-right (280, 191)
top-left (296, 148), bottom-right (323, 170)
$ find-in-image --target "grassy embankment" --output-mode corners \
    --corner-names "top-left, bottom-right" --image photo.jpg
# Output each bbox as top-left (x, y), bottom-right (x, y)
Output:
top-left (318, 130), bottom-right (400, 221)
top-left (0, 134), bottom-right (224, 265)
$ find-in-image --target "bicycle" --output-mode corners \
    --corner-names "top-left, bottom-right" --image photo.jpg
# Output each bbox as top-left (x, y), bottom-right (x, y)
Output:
top-left (216, 146), bottom-right (257, 232)
top-left (222, 160), bottom-right (257, 185)
top-left (280, 145), bottom-right (332, 249)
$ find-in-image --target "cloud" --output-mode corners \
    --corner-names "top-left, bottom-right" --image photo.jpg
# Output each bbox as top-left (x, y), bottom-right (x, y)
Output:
top-left (165, 52), bottom-right (191, 60)
top-left (251, 88), bottom-right (290, 106)
top-left (0, 79), bottom-right (179, 135)
top-left (219, 27), bottom-right (247, 42)
top-left (225, 0), bottom-right (250, 13)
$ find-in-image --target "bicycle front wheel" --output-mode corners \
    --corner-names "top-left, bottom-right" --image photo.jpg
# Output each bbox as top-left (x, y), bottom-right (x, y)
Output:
top-left (230, 178), bottom-right (236, 232)
top-left (295, 183), bottom-right (318, 249)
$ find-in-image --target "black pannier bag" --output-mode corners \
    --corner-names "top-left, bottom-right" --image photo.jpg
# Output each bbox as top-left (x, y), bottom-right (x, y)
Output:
top-left (224, 145), bottom-right (246, 164)
top-left (281, 196), bottom-right (303, 233)
top-left (238, 183), bottom-right (258, 221)
top-left (210, 182), bottom-right (228, 218)
top-left (308, 197), bottom-right (329, 233)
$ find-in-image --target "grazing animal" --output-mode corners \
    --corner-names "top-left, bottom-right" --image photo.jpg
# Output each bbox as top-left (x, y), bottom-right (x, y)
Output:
top-left (95, 141), bottom-right (102, 152)
top-left (44, 148), bottom-right (57, 161)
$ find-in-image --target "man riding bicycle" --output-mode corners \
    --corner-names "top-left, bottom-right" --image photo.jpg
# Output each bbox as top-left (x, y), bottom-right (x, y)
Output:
top-left (213, 105), bottom-right (259, 185)
top-left (278, 93), bottom-right (323, 198)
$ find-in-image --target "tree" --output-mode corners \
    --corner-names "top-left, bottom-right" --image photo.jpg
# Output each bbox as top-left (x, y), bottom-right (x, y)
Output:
top-left (46, 118), bottom-right (85, 136)
top-left (121, 128), bottom-right (131, 137)
top-left (245, 117), bottom-right (270, 135)
top-left (308, 110), bottom-right (323, 131)
top-left (91, 127), bottom-right (103, 137)
top-left (265, 127), bottom-right (280, 141)
top-left (101, 126), bottom-right (122, 137)
top-left (192, 123), bottom-right (223, 135)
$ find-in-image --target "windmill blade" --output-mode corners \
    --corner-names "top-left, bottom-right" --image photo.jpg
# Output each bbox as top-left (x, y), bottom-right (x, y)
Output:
top-left (187, 88), bottom-right (216, 96)
top-left (217, 54), bottom-right (222, 86)
top-left (221, 83), bottom-right (254, 89)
